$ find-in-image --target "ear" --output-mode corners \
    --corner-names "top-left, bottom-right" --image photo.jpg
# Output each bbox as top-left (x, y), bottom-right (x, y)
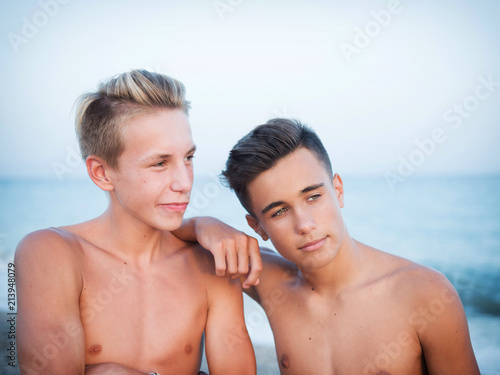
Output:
top-left (245, 214), bottom-right (269, 241)
top-left (86, 156), bottom-right (114, 192)
top-left (333, 173), bottom-right (345, 208)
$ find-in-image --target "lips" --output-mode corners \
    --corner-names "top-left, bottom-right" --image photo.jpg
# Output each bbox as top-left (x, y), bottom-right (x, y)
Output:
top-left (299, 236), bottom-right (327, 252)
top-left (159, 202), bottom-right (189, 212)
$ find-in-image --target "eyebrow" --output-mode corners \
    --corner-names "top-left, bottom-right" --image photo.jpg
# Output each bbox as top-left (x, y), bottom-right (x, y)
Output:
top-left (301, 183), bottom-right (324, 194)
top-left (261, 201), bottom-right (286, 215)
top-left (260, 183), bottom-right (325, 215)
top-left (143, 145), bottom-right (197, 163)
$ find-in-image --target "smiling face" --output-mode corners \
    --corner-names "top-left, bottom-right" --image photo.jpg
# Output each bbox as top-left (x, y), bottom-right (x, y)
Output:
top-left (105, 108), bottom-right (195, 232)
top-left (246, 147), bottom-right (346, 271)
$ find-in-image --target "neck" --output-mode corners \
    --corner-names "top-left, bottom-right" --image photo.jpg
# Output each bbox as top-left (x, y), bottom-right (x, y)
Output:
top-left (91, 206), bottom-right (176, 266)
top-left (298, 233), bottom-right (363, 295)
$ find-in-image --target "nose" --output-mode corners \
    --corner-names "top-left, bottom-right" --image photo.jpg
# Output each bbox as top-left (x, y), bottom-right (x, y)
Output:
top-left (170, 162), bottom-right (193, 193)
top-left (295, 207), bottom-right (316, 235)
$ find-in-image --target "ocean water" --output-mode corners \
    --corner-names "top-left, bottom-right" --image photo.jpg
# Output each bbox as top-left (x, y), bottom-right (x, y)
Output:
top-left (0, 175), bottom-right (499, 374)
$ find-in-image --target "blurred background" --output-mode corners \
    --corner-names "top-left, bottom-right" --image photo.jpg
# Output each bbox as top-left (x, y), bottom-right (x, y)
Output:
top-left (1, 0), bottom-right (499, 374)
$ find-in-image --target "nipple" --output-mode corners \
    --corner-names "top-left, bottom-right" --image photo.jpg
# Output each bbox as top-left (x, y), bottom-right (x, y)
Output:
top-left (280, 354), bottom-right (290, 369)
top-left (185, 343), bottom-right (193, 354)
top-left (88, 344), bottom-right (102, 355)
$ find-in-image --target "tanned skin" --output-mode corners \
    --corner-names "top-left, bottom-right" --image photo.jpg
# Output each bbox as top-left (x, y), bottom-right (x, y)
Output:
top-left (218, 147), bottom-right (480, 375)
top-left (15, 109), bottom-right (256, 375)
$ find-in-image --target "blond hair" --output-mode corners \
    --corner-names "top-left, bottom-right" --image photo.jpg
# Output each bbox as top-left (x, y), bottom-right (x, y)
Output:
top-left (75, 69), bottom-right (191, 169)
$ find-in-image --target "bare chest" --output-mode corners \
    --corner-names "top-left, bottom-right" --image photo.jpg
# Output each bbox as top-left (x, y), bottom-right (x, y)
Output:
top-left (79, 251), bottom-right (207, 372)
top-left (264, 288), bottom-right (424, 375)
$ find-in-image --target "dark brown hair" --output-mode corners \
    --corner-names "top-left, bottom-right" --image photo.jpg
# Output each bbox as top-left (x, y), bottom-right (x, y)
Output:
top-left (221, 118), bottom-right (333, 216)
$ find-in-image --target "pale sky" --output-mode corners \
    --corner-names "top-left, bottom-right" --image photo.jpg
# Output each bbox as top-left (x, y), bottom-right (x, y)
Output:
top-left (1, 0), bottom-right (499, 181)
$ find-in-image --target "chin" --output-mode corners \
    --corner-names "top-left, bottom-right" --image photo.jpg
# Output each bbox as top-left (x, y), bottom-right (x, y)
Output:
top-left (156, 216), bottom-right (185, 232)
top-left (298, 248), bottom-right (337, 270)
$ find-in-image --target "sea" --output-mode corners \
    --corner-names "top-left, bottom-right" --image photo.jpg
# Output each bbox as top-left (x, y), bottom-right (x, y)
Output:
top-left (0, 175), bottom-right (499, 374)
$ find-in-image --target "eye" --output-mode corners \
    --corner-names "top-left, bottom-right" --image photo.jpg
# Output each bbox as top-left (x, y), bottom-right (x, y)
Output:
top-left (272, 207), bottom-right (288, 217)
top-left (307, 194), bottom-right (321, 201)
top-left (185, 154), bottom-right (195, 164)
top-left (152, 160), bottom-right (167, 168)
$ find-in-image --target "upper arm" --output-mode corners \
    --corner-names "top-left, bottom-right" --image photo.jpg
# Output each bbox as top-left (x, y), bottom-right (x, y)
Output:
top-left (15, 229), bottom-right (85, 375)
top-left (416, 271), bottom-right (480, 374)
top-left (204, 276), bottom-right (256, 375)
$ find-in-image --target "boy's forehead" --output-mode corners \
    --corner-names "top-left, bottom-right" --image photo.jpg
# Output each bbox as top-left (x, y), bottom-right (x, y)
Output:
top-left (247, 148), bottom-right (330, 207)
top-left (120, 109), bottom-right (193, 156)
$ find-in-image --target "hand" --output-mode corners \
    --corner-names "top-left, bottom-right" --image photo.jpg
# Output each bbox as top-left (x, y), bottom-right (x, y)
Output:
top-left (193, 217), bottom-right (262, 288)
top-left (85, 362), bottom-right (150, 375)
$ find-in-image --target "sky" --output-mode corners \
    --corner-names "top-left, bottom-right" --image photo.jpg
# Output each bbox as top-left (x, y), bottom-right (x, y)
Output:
top-left (0, 0), bottom-right (499, 182)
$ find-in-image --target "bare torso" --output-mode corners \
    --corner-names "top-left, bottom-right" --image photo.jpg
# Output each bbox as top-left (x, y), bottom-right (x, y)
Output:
top-left (59, 225), bottom-right (212, 374)
top-left (253, 244), bottom-right (443, 375)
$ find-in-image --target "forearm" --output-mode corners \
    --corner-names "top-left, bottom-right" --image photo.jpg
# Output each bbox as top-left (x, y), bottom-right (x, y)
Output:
top-left (171, 216), bottom-right (262, 287)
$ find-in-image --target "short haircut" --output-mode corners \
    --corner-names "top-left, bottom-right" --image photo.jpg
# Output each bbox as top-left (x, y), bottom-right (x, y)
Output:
top-left (221, 118), bottom-right (333, 216)
top-left (75, 69), bottom-right (191, 169)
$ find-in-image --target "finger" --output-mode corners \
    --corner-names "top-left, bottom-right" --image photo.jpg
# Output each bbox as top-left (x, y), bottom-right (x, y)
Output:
top-left (236, 242), bottom-right (250, 277)
top-left (231, 235), bottom-right (250, 280)
top-left (212, 246), bottom-right (227, 277)
top-left (242, 238), bottom-right (263, 288)
top-left (225, 242), bottom-right (238, 276)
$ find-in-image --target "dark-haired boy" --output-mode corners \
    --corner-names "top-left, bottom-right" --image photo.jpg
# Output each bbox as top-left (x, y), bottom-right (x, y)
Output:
top-left (220, 118), bottom-right (479, 374)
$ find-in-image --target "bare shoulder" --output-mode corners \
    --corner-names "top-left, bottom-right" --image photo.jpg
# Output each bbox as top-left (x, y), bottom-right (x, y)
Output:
top-left (15, 227), bottom-right (85, 322)
top-left (15, 227), bottom-right (84, 290)
top-left (179, 240), bottom-right (238, 284)
top-left (398, 260), bottom-right (458, 307)
top-left (180, 240), bottom-right (218, 274)
top-left (366, 245), bottom-right (459, 308)
top-left (260, 247), bottom-right (296, 273)
top-left (362, 246), bottom-right (479, 373)
top-left (15, 226), bottom-right (82, 265)
top-left (254, 247), bottom-right (298, 285)
top-left (182, 241), bottom-right (246, 305)
top-left (245, 247), bottom-right (298, 301)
